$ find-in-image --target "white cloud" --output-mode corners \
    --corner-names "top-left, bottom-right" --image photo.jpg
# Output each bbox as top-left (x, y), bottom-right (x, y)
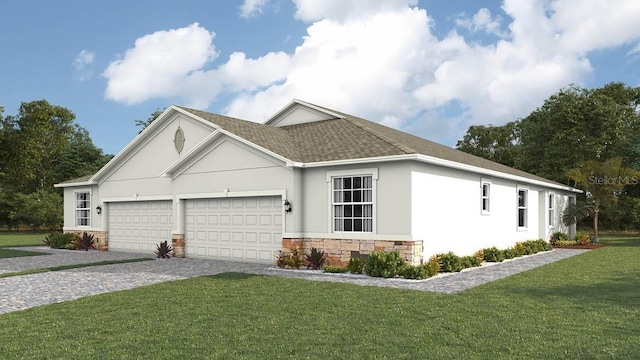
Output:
top-left (456, 8), bottom-right (505, 37)
top-left (73, 50), bottom-right (95, 81)
top-left (239, 0), bottom-right (270, 18)
top-left (102, 1), bottom-right (640, 144)
top-left (103, 23), bottom-right (218, 104)
top-left (293, 0), bottom-right (418, 22)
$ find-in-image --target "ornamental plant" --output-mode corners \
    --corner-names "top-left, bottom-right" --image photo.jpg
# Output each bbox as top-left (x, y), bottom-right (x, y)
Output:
top-left (154, 240), bottom-right (174, 259)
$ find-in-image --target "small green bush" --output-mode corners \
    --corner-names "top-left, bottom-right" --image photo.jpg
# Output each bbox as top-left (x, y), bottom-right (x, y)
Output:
top-left (513, 242), bottom-right (526, 257)
top-left (364, 250), bottom-right (406, 278)
top-left (482, 247), bottom-right (504, 262)
top-left (347, 256), bottom-right (365, 274)
top-left (425, 256), bottom-right (440, 277)
top-left (461, 255), bottom-right (482, 268)
top-left (574, 232), bottom-right (591, 245)
top-left (322, 265), bottom-right (349, 273)
top-left (48, 233), bottom-right (76, 249)
top-left (436, 252), bottom-right (463, 272)
top-left (402, 264), bottom-right (430, 280)
top-left (550, 231), bottom-right (569, 245)
top-left (554, 240), bottom-right (580, 246)
top-left (502, 248), bottom-right (517, 259)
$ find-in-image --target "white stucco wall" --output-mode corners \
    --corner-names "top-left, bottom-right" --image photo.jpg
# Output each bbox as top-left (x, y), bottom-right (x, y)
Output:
top-left (411, 162), bottom-right (575, 258)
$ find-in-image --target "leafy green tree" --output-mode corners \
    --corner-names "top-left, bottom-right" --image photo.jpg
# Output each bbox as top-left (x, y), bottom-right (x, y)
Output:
top-left (562, 158), bottom-right (640, 243)
top-left (135, 107), bottom-right (166, 133)
top-left (456, 121), bottom-right (520, 167)
top-left (517, 83), bottom-right (640, 183)
top-left (14, 190), bottom-right (63, 231)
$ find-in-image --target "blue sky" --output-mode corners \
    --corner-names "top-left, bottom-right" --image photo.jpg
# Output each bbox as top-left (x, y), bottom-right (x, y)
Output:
top-left (1, 0), bottom-right (639, 155)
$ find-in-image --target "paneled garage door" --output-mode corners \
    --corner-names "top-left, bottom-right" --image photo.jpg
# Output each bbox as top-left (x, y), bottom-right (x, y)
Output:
top-left (108, 201), bottom-right (173, 254)
top-left (185, 196), bottom-right (282, 263)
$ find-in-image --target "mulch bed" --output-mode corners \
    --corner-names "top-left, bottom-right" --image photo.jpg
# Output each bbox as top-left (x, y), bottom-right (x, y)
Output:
top-left (552, 243), bottom-right (607, 249)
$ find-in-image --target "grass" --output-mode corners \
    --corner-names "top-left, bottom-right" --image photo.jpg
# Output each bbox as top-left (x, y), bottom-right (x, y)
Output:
top-left (0, 247), bottom-right (47, 259)
top-left (0, 258), bottom-right (153, 279)
top-left (0, 235), bottom-right (638, 359)
top-left (0, 232), bottom-right (47, 247)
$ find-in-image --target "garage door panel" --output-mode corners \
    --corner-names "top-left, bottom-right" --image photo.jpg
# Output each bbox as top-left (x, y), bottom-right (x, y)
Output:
top-left (108, 200), bottom-right (172, 255)
top-left (185, 196), bottom-right (282, 263)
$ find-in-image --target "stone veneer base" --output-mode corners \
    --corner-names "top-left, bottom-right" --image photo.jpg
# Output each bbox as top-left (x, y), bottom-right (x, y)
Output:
top-left (283, 238), bottom-right (423, 266)
top-left (65, 230), bottom-right (109, 251)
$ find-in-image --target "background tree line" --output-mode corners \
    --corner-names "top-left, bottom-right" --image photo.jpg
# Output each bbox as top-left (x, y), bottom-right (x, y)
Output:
top-left (456, 82), bottom-right (640, 230)
top-left (0, 100), bottom-right (112, 230)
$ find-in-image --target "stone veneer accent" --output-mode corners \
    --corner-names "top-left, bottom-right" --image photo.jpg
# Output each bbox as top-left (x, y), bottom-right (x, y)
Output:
top-left (283, 238), bottom-right (423, 266)
top-left (65, 230), bottom-right (108, 251)
top-left (171, 234), bottom-right (185, 258)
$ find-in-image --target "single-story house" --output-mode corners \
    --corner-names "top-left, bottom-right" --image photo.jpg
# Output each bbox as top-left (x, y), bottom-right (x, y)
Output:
top-left (55, 99), bottom-right (579, 264)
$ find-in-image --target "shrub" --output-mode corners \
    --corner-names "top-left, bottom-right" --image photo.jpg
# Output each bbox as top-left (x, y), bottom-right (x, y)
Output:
top-left (275, 247), bottom-right (305, 269)
top-left (425, 256), bottom-right (440, 277)
top-left (473, 250), bottom-right (484, 263)
top-left (574, 232), bottom-right (591, 245)
top-left (461, 255), bottom-right (482, 268)
top-left (322, 265), bottom-right (349, 273)
top-left (550, 231), bottom-right (569, 245)
top-left (75, 232), bottom-right (96, 251)
top-left (275, 250), bottom-right (291, 268)
top-left (436, 252), bottom-right (463, 272)
top-left (402, 264), bottom-right (430, 280)
top-left (482, 247), bottom-right (504, 262)
top-left (513, 242), bottom-right (526, 257)
top-left (502, 248), bottom-right (517, 260)
top-left (305, 247), bottom-right (326, 270)
top-left (288, 247), bottom-right (305, 269)
top-left (43, 233), bottom-right (53, 247)
top-left (48, 233), bottom-right (76, 249)
top-left (554, 240), bottom-right (580, 247)
top-left (364, 250), bottom-right (406, 278)
top-left (154, 240), bottom-right (174, 259)
top-left (347, 256), bottom-right (365, 274)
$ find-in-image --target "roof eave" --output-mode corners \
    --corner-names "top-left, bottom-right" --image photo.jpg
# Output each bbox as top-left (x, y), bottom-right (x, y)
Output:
top-left (297, 154), bottom-right (582, 193)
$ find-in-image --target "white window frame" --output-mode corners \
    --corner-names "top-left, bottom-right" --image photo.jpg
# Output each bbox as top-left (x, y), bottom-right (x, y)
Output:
top-left (548, 193), bottom-right (555, 227)
top-left (481, 179), bottom-right (491, 215)
top-left (517, 187), bottom-right (528, 230)
top-left (74, 190), bottom-right (91, 227)
top-left (327, 168), bottom-right (378, 234)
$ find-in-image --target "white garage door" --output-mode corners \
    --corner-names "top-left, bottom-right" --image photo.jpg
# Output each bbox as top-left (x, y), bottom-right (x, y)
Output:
top-left (108, 201), bottom-right (173, 254)
top-left (185, 196), bottom-right (282, 263)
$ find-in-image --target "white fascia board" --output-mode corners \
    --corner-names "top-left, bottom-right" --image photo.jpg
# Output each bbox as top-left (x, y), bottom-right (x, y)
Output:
top-left (412, 154), bottom-right (582, 193)
top-left (297, 154), bottom-right (581, 193)
top-left (54, 180), bottom-right (97, 188)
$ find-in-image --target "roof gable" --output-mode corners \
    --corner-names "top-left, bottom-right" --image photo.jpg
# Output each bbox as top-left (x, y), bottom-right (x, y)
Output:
top-left (264, 99), bottom-right (343, 127)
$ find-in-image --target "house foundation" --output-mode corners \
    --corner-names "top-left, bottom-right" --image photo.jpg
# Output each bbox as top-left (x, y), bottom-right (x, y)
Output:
top-left (64, 230), bottom-right (108, 251)
top-left (282, 238), bottom-right (423, 266)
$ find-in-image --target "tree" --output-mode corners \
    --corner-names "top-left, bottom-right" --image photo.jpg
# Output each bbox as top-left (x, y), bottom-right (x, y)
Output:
top-left (135, 108), bottom-right (166, 133)
top-left (562, 158), bottom-right (640, 243)
top-left (517, 83), bottom-right (640, 183)
top-left (456, 121), bottom-right (520, 167)
top-left (0, 100), bottom-right (111, 229)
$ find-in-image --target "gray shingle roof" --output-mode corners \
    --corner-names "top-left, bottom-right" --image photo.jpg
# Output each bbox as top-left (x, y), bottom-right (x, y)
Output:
top-left (179, 104), bottom-right (564, 186)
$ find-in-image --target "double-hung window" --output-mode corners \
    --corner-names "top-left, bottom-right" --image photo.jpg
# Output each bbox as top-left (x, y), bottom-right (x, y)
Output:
top-left (517, 188), bottom-right (528, 229)
top-left (548, 193), bottom-right (555, 227)
top-left (332, 175), bottom-right (373, 232)
top-left (481, 180), bottom-right (491, 214)
top-left (75, 191), bottom-right (91, 227)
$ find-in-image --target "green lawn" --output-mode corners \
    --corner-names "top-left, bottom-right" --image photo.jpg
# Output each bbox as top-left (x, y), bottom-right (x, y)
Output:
top-left (0, 232), bottom-right (48, 259)
top-left (0, 236), bottom-right (638, 359)
top-left (0, 232), bottom-right (47, 247)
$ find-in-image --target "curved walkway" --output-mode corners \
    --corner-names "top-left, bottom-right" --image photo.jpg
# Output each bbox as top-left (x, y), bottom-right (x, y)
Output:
top-left (0, 247), bottom-right (588, 315)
